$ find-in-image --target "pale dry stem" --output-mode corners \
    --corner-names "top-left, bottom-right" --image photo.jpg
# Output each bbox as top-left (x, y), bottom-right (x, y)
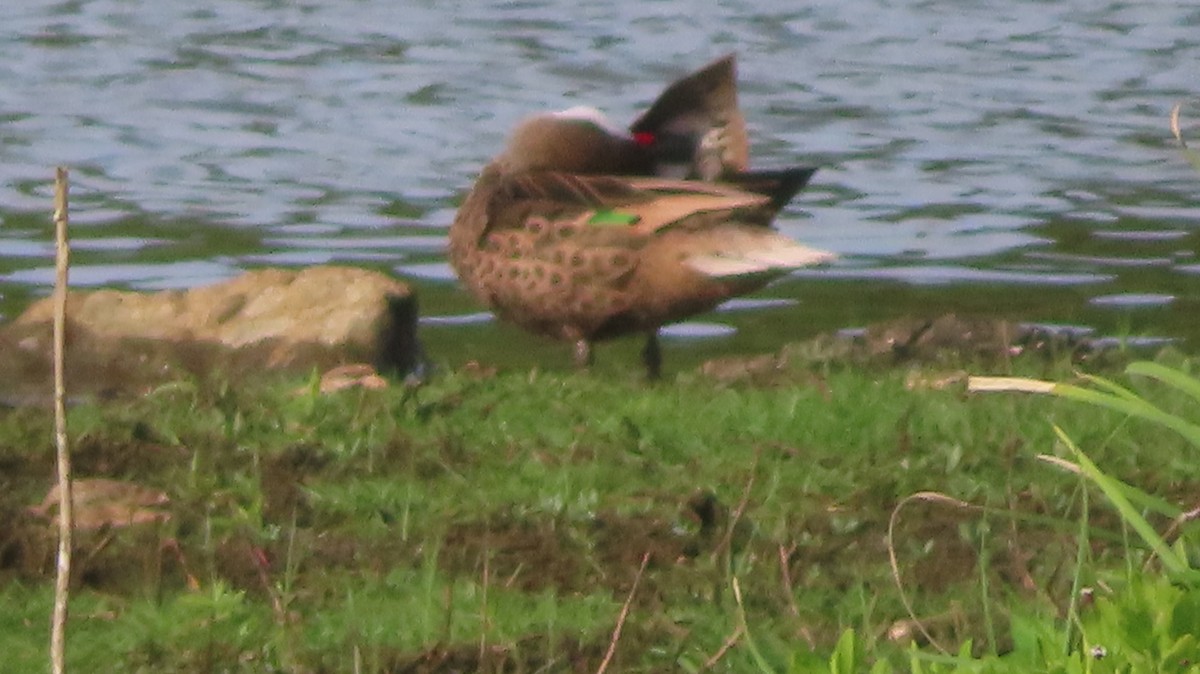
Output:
top-left (479, 551), bottom-right (490, 663)
top-left (1038, 454), bottom-right (1198, 573)
top-left (777, 542), bottom-right (817, 650)
top-left (697, 624), bottom-right (744, 672)
top-left (715, 448), bottom-right (760, 560)
top-left (51, 166), bottom-right (73, 674)
top-left (595, 551), bottom-right (650, 674)
top-left (886, 491), bottom-right (984, 655)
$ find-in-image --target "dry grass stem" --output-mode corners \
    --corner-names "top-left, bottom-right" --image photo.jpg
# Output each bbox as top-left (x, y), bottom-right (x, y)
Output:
top-left (697, 624), bottom-right (744, 672)
top-left (887, 491), bottom-right (983, 655)
top-left (967, 376), bottom-right (1056, 394)
top-left (715, 449), bottom-right (760, 560)
top-left (51, 166), bottom-right (73, 674)
top-left (595, 551), bottom-right (649, 674)
top-left (1036, 453), bottom-right (1083, 475)
top-left (479, 551), bottom-right (490, 662)
top-left (776, 542), bottom-right (818, 649)
top-left (777, 543), bottom-right (801, 619)
top-left (1039, 454), bottom-right (1200, 570)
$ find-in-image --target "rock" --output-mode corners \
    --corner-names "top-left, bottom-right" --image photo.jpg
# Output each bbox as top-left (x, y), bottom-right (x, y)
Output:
top-left (298, 364), bottom-right (390, 396)
top-left (0, 266), bottom-right (426, 403)
top-left (28, 478), bottom-right (170, 530)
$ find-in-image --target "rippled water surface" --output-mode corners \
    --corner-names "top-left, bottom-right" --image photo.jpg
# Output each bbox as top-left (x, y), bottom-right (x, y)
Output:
top-left (3, 0), bottom-right (1199, 369)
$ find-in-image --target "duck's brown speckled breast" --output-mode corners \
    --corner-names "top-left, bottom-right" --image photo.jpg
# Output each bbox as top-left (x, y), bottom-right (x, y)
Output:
top-left (450, 168), bottom-right (646, 341)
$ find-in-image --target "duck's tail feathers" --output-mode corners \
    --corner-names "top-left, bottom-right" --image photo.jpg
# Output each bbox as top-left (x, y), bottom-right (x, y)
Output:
top-left (724, 167), bottom-right (818, 213)
top-left (684, 231), bottom-right (835, 279)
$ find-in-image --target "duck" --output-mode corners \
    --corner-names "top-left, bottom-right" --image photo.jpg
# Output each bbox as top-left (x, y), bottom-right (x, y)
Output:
top-left (448, 61), bottom-right (834, 378)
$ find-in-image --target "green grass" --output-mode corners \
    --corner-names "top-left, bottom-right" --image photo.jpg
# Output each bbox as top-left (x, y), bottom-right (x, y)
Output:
top-left (2, 350), bottom-right (1199, 671)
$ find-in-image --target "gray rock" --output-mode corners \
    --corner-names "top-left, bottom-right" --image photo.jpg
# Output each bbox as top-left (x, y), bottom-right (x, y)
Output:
top-left (0, 266), bottom-right (425, 403)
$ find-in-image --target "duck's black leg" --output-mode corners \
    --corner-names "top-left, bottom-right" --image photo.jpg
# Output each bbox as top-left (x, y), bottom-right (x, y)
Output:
top-left (642, 331), bottom-right (662, 380)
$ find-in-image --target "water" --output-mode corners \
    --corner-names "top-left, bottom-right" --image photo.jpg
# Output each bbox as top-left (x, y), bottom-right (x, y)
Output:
top-left (2, 0), bottom-right (1199, 369)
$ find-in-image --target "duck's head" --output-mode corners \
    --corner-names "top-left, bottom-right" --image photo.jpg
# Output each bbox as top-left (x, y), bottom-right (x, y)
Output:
top-left (629, 53), bottom-right (748, 180)
top-left (497, 106), bottom-right (656, 175)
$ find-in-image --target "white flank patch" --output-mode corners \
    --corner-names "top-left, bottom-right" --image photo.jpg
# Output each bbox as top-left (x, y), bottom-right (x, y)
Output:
top-left (685, 244), bottom-right (836, 279)
top-left (552, 105), bottom-right (628, 137)
top-left (744, 245), bottom-right (837, 268)
top-left (685, 255), bottom-right (773, 277)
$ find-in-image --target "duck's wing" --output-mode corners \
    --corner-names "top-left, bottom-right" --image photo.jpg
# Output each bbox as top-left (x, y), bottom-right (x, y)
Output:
top-left (629, 54), bottom-right (749, 178)
top-left (486, 171), bottom-right (773, 240)
top-left (482, 172), bottom-right (833, 281)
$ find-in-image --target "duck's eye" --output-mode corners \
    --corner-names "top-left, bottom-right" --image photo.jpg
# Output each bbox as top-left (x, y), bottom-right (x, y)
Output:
top-left (632, 131), bottom-right (656, 147)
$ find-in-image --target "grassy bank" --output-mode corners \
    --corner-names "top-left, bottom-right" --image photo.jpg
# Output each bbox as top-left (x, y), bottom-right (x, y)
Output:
top-left (1, 348), bottom-right (1197, 672)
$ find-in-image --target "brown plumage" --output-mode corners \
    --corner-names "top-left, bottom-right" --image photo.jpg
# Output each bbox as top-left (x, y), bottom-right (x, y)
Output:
top-left (448, 58), bottom-right (834, 377)
top-left (631, 53), bottom-right (750, 180)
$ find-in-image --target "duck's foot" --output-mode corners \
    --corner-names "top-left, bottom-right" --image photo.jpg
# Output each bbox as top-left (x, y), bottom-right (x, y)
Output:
top-left (573, 338), bottom-right (593, 370)
top-left (642, 332), bottom-right (662, 381)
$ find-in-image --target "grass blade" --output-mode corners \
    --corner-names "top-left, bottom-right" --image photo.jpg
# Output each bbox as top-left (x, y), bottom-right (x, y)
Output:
top-left (1127, 361), bottom-right (1200, 409)
top-left (1053, 426), bottom-right (1188, 575)
top-left (1036, 455), bottom-right (1183, 520)
top-left (971, 374), bottom-right (1200, 449)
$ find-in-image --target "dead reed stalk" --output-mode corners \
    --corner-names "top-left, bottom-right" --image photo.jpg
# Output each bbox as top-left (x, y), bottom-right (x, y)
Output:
top-left (51, 166), bottom-right (73, 674)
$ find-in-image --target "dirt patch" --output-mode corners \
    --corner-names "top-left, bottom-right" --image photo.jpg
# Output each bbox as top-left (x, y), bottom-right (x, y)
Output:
top-left (0, 507), bottom-right (54, 581)
top-left (780, 495), bottom-right (1056, 598)
top-left (888, 505), bottom-right (979, 594)
top-left (260, 443), bottom-right (331, 526)
top-left (0, 506), bottom-right (178, 594)
top-left (440, 509), bottom-right (695, 597)
top-left (0, 433), bottom-right (185, 591)
top-left (440, 514), bottom-right (585, 593)
top-left (72, 434), bottom-right (190, 479)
